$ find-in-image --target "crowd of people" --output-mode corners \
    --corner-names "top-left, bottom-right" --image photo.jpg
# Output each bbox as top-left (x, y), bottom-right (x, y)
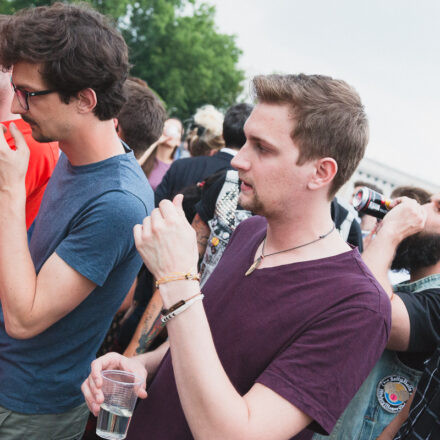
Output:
top-left (0, 3), bottom-right (438, 440)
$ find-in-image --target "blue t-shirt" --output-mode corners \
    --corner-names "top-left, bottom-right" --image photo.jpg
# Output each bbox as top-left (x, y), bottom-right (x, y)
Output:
top-left (0, 148), bottom-right (153, 414)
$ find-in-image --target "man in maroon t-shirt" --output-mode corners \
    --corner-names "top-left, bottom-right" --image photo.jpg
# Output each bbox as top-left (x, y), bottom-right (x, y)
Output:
top-left (82, 74), bottom-right (391, 440)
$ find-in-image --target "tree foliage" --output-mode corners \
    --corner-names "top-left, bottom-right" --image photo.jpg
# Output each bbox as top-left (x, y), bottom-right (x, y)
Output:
top-left (0, 0), bottom-right (245, 120)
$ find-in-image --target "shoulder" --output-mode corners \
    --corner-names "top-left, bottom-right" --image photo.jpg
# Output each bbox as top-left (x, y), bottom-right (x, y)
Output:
top-left (228, 216), bottom-right (266, 245)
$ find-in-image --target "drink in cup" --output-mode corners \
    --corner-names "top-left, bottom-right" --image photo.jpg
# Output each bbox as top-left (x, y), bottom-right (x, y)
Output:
top-left (96, 370), bottom-right (143, 440)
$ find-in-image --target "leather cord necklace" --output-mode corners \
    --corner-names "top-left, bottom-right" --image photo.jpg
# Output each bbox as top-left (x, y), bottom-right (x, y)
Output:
top-left (245, 223), bottom-right (336, 276)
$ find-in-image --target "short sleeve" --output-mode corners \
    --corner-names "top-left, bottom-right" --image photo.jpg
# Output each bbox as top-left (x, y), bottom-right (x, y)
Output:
top-left (397, 289), bottom-right (440, 352)
top-left (195, 173), bottom-right (227, 223)
top-left (256, 306), bottom-right (389, 435)
top-left (56, 190), bottom-right (147, 286)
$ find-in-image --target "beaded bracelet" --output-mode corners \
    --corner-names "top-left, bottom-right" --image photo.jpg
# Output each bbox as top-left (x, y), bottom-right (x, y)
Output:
top-left (161, 293), bottom-right (204, 323)
top-left (155, 272), bottom-right (200, 288)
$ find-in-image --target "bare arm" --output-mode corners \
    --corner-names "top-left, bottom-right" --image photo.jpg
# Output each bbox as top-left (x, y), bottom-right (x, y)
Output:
top-left (192, 213), bottom-right (210, 259)
top-left (0, 124), bottom-right (97, 338)
top-left (361, 197), bottom-right (426, 351)
top-left (123, 288), bottom-right (164, 357)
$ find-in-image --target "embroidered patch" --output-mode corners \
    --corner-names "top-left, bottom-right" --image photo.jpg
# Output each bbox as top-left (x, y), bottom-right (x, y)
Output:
top-left (376, 375), bottom-right (414, 413)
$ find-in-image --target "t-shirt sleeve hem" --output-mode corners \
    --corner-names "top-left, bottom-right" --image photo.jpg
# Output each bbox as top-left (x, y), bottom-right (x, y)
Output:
top-left (55, 249), bottom-right (105, 287)
top-left (256, 374), bottom-right (334, 435)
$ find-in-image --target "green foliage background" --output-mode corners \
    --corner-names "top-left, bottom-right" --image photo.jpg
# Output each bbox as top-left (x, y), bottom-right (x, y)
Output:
top-left (0, 0), bottom-right (245, 120)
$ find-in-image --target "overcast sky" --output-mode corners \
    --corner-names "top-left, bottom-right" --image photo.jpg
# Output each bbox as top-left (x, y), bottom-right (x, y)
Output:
top-left (208, 0), bottom-right (439, 185)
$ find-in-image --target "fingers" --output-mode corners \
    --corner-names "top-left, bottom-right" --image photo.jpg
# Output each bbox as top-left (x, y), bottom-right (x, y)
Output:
top-left (0, 124), bottom-right (6, 134)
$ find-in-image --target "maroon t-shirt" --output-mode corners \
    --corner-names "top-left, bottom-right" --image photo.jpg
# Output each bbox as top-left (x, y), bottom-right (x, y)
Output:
top-left (128, 216), bottom-right (391, 439)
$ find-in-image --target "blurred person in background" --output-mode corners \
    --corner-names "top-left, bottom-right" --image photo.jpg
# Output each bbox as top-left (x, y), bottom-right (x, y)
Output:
top-left (116, 77), bottom-right (166, 162)
top-left (140, 117), bottom-right (183, 190)
top-left (155, 104), bottom-right (230, 204)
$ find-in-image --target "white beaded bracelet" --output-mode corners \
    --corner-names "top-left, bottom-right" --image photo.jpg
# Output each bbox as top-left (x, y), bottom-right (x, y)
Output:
top-left (161, 293), bottom-right (204, 323)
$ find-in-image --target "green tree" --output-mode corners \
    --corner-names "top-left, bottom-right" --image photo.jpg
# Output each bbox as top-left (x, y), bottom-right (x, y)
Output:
top-left (0, 0), bottom-right (245, 120)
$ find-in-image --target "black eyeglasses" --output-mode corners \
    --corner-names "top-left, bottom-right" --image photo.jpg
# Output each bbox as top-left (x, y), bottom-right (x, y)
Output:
top-left (10, 78), bottom-right (55, 111)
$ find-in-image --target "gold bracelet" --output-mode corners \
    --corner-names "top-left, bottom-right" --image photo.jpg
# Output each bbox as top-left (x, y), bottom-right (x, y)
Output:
top-left (155, 272), bottom-right (200, 288)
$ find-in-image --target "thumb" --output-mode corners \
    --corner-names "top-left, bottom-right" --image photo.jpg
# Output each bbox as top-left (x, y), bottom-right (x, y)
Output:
top-left (172, 193), bottom-right (184, 213)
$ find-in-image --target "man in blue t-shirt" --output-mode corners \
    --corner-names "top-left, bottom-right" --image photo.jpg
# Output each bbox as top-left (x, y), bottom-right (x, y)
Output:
top-left (0, 4), bottom-right (153, 439)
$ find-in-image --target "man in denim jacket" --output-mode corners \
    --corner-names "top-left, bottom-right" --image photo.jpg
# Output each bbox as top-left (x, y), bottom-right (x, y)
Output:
top-left (314, 193), bottom-right (440, 440)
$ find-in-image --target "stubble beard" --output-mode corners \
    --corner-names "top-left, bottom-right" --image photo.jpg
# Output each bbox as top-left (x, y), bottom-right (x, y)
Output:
top-left (238, 190), bottom-right (264, 216)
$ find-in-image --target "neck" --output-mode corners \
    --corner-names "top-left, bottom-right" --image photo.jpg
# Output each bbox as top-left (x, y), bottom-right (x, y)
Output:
top-left (61, 119), bottom-right (125, 166)
top-left (410, 262), bottom-right (440, 282)
top-left (155, 144), bottom-right (174, 163)
top-left (263, 196), bottom-right (348, 260)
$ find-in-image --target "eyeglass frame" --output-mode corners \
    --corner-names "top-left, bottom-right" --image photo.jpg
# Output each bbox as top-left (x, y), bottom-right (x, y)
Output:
top-left (10, 78), bottom-right (55, 111)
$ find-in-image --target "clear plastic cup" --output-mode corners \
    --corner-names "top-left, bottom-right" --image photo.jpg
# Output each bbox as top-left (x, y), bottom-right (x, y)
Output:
top-left (96, 370), bottom-right (143, 440)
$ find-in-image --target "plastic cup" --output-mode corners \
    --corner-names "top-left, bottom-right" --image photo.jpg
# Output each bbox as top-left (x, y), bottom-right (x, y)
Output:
top-left (96, 370), bottom-right (143, 440)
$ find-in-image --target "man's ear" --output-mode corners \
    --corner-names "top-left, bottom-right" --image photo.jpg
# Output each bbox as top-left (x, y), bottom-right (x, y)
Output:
top-left (307, 157), bottom-right (338, 191)
top-left (76, 88), bottom-right (97, 114)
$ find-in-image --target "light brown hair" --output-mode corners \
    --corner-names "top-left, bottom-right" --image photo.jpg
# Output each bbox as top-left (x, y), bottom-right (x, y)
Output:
top-left (252, 74), bottom-right (369, 198)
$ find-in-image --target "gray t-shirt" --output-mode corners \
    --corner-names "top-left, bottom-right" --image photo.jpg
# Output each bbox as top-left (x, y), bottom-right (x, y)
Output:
top-left (128, 215), bottom-right (391, 439)
top-left (0, 148), bottom-right (153, 414)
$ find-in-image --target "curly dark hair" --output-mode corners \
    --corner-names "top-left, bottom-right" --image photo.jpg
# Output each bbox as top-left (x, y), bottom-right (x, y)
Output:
top-left (0, 2), bottom-right (129, 120)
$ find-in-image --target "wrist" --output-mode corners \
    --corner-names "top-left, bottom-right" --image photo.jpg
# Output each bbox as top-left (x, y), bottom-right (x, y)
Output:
top-left (0, 185), bottom-right (26, 215)
top-left (158, 281), bottom-right (200, 309)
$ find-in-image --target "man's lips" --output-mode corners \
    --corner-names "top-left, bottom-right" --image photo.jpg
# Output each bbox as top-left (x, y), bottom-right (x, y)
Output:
top-left (240, 179), bottom-right (253, 192)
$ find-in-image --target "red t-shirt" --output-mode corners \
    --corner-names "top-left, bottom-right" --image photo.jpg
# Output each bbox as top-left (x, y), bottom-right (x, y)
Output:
top-left (3, 119), bottom-right (59, 229)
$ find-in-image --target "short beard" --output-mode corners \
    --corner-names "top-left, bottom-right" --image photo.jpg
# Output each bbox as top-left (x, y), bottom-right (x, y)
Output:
top-left (238, 191), bottom-right (263, 216)
top-left (392, 232), bottom-right (440, 272)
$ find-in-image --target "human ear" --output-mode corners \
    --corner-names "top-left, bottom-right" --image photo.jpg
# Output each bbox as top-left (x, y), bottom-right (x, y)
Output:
top-left (76, 88), bottom-right (97, 114)
top-left (307, 157), bottom-right (338, 191)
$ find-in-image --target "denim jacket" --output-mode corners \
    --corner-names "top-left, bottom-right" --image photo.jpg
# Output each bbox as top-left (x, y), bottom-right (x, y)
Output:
top-left (313, 274), bottom-right (440, 440)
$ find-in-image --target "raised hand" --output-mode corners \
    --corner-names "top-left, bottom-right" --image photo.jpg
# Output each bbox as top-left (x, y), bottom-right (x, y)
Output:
top-left (379, 196), bottom-right (427, 243)
top-left (0, 122), bottom-right (30, 192)
top-left (133, 194), bottom-right (199, 279)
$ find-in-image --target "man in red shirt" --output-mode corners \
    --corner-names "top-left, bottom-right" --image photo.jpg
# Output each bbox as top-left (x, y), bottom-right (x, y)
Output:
top-left (0, 68), bottom-right (59, 228)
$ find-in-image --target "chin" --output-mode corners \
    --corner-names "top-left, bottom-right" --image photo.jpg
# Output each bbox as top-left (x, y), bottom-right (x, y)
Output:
top-left (31, 130), bottom-right (54, 143)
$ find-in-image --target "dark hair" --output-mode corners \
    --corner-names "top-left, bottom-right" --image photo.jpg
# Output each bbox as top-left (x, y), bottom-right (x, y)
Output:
top-left (392, 232), bottom-right (440, 272)
top-left (222, 103), bottom-right (253, 149)
top-left (353, 180), bottom-right (383, 195)
top-left (118, 79), bottom-right (166, 159)
top-left (252, 74), bottom-right (369, 198)
top-left (0, 2), bottom-right (129, 120)
top-left (390, 185), bottom-right (432, 204)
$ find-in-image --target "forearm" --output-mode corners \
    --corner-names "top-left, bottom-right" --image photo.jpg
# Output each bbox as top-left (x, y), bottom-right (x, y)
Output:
top-left (134, 340), bottom-right (170, 383)
top-left (161, 282), bottom-right (260, 440)
top-left (361, 230), bottom-right (398, 298)
top-left (0, 188), bottom-right (37, 336)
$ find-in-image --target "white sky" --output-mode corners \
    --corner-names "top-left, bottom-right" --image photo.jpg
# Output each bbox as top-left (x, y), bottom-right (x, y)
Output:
top-left (208, 0), bottom-right (439, 184)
